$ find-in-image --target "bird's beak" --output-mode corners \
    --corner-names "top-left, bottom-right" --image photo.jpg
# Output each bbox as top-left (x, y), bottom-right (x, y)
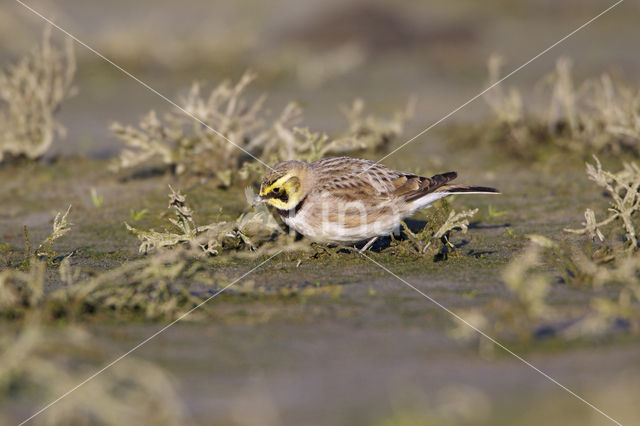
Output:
top-left (252, 194), bottom-right (266, 207)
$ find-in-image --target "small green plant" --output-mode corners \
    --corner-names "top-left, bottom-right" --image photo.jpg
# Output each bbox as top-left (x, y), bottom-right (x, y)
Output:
top-left (487, 204), bottom-right (507, 218)
top-left (0, 26), bottom-right (76, 163)
top-left (90, 187), bottom-right (104, 207)
top-left (130, 208), bottom-right (148, 221)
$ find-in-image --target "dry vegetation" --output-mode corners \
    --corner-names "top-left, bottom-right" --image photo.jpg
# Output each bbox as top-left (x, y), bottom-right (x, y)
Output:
top-left (0, 321), bottom-right (184, 425)
top-left (453, 158), bottom-right (640, 345)
top-left (126, 186), bottom-right (282, 256)
top-left (4, 30), bottom-right (640, 345)
top-left (124, 183), bottom-right (477, 260)
top-left (0, 181), bottom-right (474, 328)
top-left (480, 55), bottom-right (640, 159)
top-left (111, 71), bottom-right (414, 186)
top-left (395, 203), bottom-right (478, 259)
top-left (565, 155), bottom-right (640, 251)
top-left (5, 26), bottom-right (640, 422)
top-left (0, 27), bottom-right (75, 163)
top-left (2, 206), bottom-right (208, 322)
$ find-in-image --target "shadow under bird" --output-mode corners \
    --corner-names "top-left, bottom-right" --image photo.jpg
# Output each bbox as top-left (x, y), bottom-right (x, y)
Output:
top-left (257, 156), bottom-right (499, 252)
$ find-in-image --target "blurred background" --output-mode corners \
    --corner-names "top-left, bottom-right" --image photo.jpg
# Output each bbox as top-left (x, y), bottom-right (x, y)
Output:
top-left (3, 0), bottom-right (638, 158)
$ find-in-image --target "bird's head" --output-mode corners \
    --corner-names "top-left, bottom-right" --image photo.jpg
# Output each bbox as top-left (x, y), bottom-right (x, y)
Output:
top-left (257, 160), bottom-right (312, 210)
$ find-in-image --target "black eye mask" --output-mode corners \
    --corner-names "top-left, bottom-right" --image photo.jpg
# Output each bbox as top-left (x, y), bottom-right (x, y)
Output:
top-left (261, 186), bottom-right (288, 202)
top-left (273, 188), bottom-right (288, 202)
top-left (263, 176), bottom-right (298, 204)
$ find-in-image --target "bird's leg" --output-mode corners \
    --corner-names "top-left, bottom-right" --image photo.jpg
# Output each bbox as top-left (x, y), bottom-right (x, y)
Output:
top-left (333, 244), bottom-right (355, 254)
top-left (359, 236), bottom-right (378, 254)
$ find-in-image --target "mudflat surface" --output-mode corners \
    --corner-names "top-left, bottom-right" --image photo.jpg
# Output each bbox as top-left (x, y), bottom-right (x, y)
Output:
top-left (2, 1), bottom-right (640, 425)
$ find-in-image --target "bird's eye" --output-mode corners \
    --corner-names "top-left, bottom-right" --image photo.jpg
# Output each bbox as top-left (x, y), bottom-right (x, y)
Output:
top-left (273, 187), bottom-right (280, 193)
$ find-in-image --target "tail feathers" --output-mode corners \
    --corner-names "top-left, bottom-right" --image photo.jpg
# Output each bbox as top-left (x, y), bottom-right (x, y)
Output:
top-left (403, 172), bottom-right (499, 205)
top-left (437, 184), bottom-right (500, 194)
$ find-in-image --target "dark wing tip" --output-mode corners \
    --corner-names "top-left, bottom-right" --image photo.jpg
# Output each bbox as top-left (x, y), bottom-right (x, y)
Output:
top-left (439, 171), bottom-right (457, 180)
top-left (428, 171), bottom-right (457, 185)
top-left (472, 186), bottom-right (500, 193)
top-left (447, 186), bottom-right (500, 194)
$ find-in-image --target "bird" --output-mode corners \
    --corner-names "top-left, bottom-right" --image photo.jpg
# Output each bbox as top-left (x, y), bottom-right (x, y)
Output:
top-left (256, 156), bottom-right (499, 252)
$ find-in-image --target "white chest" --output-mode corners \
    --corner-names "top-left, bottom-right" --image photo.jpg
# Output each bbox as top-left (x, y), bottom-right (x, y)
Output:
top-left (279, 205), bottom-right (400, 244)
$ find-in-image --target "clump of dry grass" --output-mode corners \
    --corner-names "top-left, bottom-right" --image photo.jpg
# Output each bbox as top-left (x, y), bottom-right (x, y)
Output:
top-left (561, 250), bottom-right (640, 337)
top-left (481, 55), bottom-right (640, 158)
top-left (0, 26), bottom-right (76, 163)
top-left (34, 205), bottom-right (73, 262)
top-left (452, 233), bottom-right (639, 345)
top-left (1, 205), bottom-right (209, 322)
top-left (270, 98), bottom-right (415, 164)
top-left (0, 321), bottom-right (184, 425)
top-left (111, 71), bottom-right (286, 185)
top-left (1, 206), bottom-right (73, 318)
top-left (1, 188), bottom-right (315, 322)
top-left (453, 159), bottom-right (640, 344)
top-left (450, 237), bottom-right (554, 344)
top-left (0, 260), bottom-right (46, 320)
top-left (565, 156), bottom-right (640, 251)
top-left (577, 73), bottom-right (640, 154)
top-left (559, 157), bottom-right (640, 335)
top-left (111, 71), bottom-right (412, 186)
top-left (3, 234), bottom-right (210, 322)
top-left (16, 205), bottom-right (72, 271)
top-left (400, 202), bottom-right (478, 258)
top-left (59, 247), bottom-right (210, 321)
top-left (126, 186), bottom-right (281, 256)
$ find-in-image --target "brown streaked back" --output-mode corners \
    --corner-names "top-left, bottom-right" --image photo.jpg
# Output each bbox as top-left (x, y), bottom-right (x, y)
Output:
top-left (400, 171), bottom-right (459, 202)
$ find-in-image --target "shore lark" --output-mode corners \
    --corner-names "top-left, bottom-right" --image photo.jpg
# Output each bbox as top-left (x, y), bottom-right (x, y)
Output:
top-left (257, 156), bottom-right (499, 251)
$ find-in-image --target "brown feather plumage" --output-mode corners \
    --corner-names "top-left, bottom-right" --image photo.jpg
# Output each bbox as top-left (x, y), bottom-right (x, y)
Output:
top-left (259, 156), bottom-right (499, 244)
